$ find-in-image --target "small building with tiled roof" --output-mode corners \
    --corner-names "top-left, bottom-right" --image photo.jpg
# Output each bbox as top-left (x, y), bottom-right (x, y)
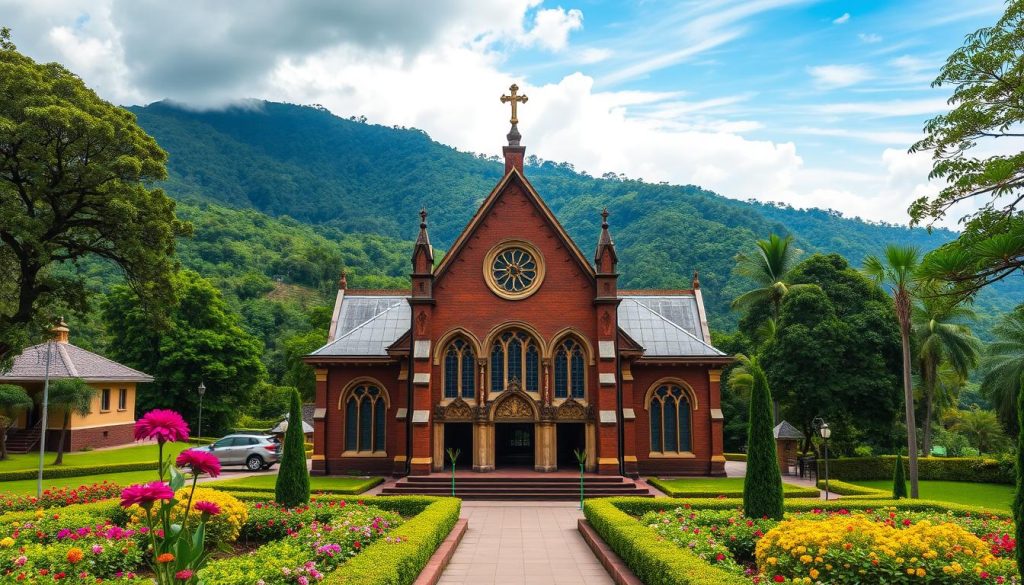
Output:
top-left (305, 104), bottom-right (731, 478)
top-left (0, 321), bottom-right (152, 453)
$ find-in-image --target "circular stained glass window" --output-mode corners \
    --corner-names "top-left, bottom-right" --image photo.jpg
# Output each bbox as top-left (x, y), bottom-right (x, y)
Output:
top-left (484, 241), bottom-right (545, 299)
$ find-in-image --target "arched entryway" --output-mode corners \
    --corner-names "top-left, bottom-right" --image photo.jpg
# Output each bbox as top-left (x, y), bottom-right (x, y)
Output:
top-left (490, 386), bottom-right (540, 469)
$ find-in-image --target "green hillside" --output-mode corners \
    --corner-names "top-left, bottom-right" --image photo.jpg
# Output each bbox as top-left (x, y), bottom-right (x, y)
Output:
top-left (126, 100), bottom-right (1021, 333)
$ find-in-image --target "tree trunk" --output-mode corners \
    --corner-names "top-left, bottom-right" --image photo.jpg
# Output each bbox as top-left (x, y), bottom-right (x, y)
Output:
top-left (53, 412), bottom-right (68, 465)
top-left (898, 305), bottom-right (919, 499)
top-left (922, 392), bottom-right (933, 457)
top-left (0, 423), bottom-right (7, 461)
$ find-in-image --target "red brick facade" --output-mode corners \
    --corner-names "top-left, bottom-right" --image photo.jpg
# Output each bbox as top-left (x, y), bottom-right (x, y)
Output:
top-left (307, 143), bottom-right (729, 478)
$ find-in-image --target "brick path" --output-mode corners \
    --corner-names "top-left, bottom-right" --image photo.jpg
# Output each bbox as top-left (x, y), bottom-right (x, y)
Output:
top-left (437, 502), bottom-right (613, 585)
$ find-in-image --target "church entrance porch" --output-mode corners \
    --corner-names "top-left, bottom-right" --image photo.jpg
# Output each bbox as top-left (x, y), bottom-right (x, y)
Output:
top-left (495, 422), bottom-right (534, 467)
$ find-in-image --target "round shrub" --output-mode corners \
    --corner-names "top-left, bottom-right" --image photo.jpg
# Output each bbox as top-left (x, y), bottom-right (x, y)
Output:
top-left (129, 487), bottom-right (248, 544)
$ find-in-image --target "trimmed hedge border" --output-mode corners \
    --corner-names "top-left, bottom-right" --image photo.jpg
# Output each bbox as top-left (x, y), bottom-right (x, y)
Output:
top-left (723, 453), bottom-right (746, 462)
top-left (0, 461), bottom-right (157, 482)
top-left (820, 455), bottom-right (1014, 484)
top-left (816, 479), bottom-right (888, 497)
top-left (204, 476), bottom-right (383, 495)
top-left (647, 478), bottom-right (820, 499)
top-left (584, 496), bottom-right (1013, 585)
top-left (326, 496), bottom-right (461, 585)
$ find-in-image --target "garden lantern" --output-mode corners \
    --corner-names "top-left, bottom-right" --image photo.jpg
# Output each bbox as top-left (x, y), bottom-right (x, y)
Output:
top-left (195, 381), bottom-right (206, 439)
top-left (813, 417), bottom-right (831, 500)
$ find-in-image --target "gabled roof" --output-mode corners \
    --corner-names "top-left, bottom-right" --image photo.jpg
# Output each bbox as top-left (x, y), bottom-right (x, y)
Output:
top-left (0, 342), bottom-right (153, 383)
top-left (774, 420), bottom-right (805, 441)
top-left (433, 168), bottom-right (596, 282)
top-left (310, 293), bottom-right (410, 357)
top-left (618, 293), bottom-right (726, 358)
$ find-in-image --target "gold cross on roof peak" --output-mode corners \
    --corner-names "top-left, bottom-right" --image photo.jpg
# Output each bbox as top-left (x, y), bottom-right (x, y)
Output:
top-left (500, 84), bottom-right (528, 125)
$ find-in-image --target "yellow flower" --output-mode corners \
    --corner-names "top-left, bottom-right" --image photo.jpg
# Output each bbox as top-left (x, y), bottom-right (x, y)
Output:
top-left (0, 537), bottom-right (14, 548)
top-left (915, 568), bottom-right (926, 577)
top-left (809, 569), bottom-right (819, 579)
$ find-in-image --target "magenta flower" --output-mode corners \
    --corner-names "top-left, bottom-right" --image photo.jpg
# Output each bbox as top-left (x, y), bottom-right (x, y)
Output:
top-left (175, 569), bottom-right (194, 580)
top-left (120, 482), bottom-right (175, 509)
top-left (176, 449), bottom-right (222, 477)
top-left (193, 500), bottom-right (222, 516)
top-left (134, 409), bottom-right (190, 443)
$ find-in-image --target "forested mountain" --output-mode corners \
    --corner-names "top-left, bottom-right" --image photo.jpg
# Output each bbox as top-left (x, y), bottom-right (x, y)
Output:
top-left (126, 100), bottom-right (1021, 334)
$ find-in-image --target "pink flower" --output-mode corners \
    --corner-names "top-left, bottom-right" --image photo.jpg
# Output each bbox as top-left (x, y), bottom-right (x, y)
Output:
top-left (176, 449), bottom-right (221, 477)
top-left (175, 569), bottom-right (193, 580)
top-left (120, 482), bottom-right (175, 509)
top-left (193, 500), bottom-right (221, 516)
top-left (134, 409), bottom-right (190, 443)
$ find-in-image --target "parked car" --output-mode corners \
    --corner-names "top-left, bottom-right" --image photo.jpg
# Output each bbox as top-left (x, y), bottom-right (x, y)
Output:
top-left (193, 433), bottom-right (281, 471)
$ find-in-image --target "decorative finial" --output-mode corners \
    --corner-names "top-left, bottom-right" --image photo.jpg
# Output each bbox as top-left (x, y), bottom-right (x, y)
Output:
top-left (500, 84), bottom-right (528, 125)
top-left (601, 208), bottom-right (609, 228)
top-left (692, 270), bottom-right (700, 290)
top-left (419, 208), bottom-right (427, 229)
top-left (339, 269), bottom-right (348, 290)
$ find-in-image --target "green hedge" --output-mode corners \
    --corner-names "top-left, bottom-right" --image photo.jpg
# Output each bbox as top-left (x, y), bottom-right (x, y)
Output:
top-left (0, 461), bottom-right (157, 482)
top-left (205, 477), bottom-right (382, 495)
top-left (647, 478), bottom-right (820, 499)
top-left (603, 496), bottom-right (1012, 519)
top-left (0, 499), bottom-right (126, 524)
top-left (723, 453), bottom-right (746, 462)
top-left (584, 499), bottom-right (748, 585)
top-left (819, 455), bottom-right (1014, 484)
top-left (326, 497), bottom-right (461, 585)
top-left (816, 479), bottom-right (888, 496)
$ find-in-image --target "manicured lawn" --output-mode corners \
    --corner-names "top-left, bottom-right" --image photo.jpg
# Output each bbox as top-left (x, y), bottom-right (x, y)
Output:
top-left (0, 441), bottom-right (190, 471)
top-left (649, 477), bottom-right (820, 498)
top-left (0, 470), bottom-right (161, 496)
top-left (850, 479), bottom-right (1014, 511)
top-left (204, 474), bottom-right (383, 494)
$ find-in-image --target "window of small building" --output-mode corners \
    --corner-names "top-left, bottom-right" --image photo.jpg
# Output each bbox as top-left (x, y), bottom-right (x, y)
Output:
top-left (343, 384), bottom-right (388, 453)
top-left (100, 388), bottom-right (111, 412)
top-left (118, 388), bottom-right (128, 411)
top-left (649, 384), bottom-right (693, 453)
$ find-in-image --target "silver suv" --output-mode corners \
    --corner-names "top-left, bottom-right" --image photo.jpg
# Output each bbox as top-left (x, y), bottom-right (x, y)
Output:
top-left (194, 433), bottom-right (281, 471)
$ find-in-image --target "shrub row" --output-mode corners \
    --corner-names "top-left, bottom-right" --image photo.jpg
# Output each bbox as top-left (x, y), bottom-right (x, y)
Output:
top-left (647, 478), bottom-right (819, 499)
top-left (0, 499), bottom-right (126, 525)
top-left (205, 477), bottom-right (383, 495)
top-left (0, 461), bottom-right (157, 482)
top-left (723, 453), bottom-right (746, 462)
top-left (583, 498), bottom-right (748, 585)
top-left (816, 479), bottom-right (888, 497)
top-left (819, 455), bottom-right (1014, 484)
top-left (605, 496), bottom-right (1011, 519)
top-left (326, 496), bottom-right (461, 585)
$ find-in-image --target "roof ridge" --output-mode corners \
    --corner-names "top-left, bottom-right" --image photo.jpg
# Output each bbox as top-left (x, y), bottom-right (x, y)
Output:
top-left (622, 298), bottom-right (724, 356)
top-left (65, 344), bottom-right (152, 378)
top-left (57, 343), bottom-right (79, 377)
top-left (315, 301), bottom-right (405, 353)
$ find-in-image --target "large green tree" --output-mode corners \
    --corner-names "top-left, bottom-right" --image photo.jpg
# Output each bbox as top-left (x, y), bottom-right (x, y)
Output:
top-left (102, 270), bottom-right (266, 435)
top-left (46, 377), bottom-right (95, 465)
top-left (912, 296), bottom-right (982, 454)
top-left (864, 245), bottom-right (922, 498)
top-left (0, 29), bottom-right (189, 367)
top-left (910, 2), bottom-right (1024, 301)
top-left (982, 306), bottom-right (1024, 433)
top-left (0, 383), bottom-right (32, 460)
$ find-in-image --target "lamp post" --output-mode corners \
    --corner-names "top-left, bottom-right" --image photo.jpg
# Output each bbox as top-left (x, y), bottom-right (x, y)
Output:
top-left (813, 417), bottom-right (831, 500)
top-left (195, 381), bottom-right (206, 439)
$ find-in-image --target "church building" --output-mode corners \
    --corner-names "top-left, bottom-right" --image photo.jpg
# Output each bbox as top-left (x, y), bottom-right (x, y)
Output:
top-left (306, 86), bottom-right (731, 477)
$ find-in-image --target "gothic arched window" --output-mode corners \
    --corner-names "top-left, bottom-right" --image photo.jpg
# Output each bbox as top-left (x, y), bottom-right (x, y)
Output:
top-left (490, 330), bottom-right (540, 392)
top-left (443, 339), bottom-right (476, 399)
top-left (553, 338), bottom-right (586, 399)
top-left (344, 384), bottom-right (388, 453)
top-left (648, 384), bottom-right (692, 453)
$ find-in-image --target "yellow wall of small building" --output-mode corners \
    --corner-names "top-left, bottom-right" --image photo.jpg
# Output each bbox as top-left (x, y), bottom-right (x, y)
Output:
top-left (16, 382), bottom-right (137, 430)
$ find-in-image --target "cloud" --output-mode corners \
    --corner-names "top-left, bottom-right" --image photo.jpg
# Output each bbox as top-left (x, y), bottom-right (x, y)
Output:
top-left (517, 6), bottom-right (583, 51)
top-left (807, 64), bottom-right (872, 89)
top-left (858, 32), bottom-right (882, 43)
top-left (832, 12), bottom-right (850, 24)
top-left (813, 98), bottom-right (949, 117)
top-left (792, 126), bottom-right (921, 145)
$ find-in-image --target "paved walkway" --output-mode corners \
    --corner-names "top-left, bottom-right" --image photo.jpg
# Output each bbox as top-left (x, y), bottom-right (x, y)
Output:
top-left (437, 502), bottom-right (613, 585)
top-left (726, 460), bottom-right (841, 499)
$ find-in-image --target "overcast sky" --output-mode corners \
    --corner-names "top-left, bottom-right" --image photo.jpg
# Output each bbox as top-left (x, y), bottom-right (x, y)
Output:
top-left (0, 0), bottom-right (1007, 225)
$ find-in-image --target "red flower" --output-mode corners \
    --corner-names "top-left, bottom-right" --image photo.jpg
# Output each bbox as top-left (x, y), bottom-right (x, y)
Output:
top-left (134, 409), bottom-right (190, 443)
top-left (193, 501), bottom-right (222, 516)
top-left (176, 449), bottom-right (221, 478)
top-left (773, 576), bottom-right (785, 583)
top-left (119, 482), bottom-right (175, 509)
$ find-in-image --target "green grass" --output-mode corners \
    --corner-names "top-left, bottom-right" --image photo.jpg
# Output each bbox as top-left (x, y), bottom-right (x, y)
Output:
top-left (204, 474), bottom-right (383, 494)
top-left (0, 442), bottom-right (190, 472)
top-left (0, 470), bottom-right (161, 496)
top-left (649, 477), bottom-right (820, 498)
top-left (849, 480), bottom-right (1014, 511)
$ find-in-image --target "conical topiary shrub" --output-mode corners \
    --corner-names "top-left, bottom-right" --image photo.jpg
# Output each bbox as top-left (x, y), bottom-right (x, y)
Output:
top-left (275, 389), bottom-right (310, 507)
top-left (741, 355), bottom-right (784, 520)
top-left (892, 453), bottom-right (908, 500)
top-left (1014, 384), bottom-right (1024, 576)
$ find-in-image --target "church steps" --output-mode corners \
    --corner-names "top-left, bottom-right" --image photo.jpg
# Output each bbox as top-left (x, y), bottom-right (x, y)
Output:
top-left (381, 474), bottom-right (654, 500)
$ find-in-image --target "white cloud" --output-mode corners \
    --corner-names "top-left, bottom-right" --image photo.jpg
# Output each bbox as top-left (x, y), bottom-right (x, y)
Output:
top-left (793, 126), bottom-right (921, 145)
top-left (517, 6), bottom-right (583, 51)
top-left (807, 64), bottom-right (872, 89)
top-left (833, 12), bottom-right (850, 24)
top-left (813, 98), bottom-right (949, 117)
top-left (858, 32), bottom-right (882, 43)
top-left (576, 47), bottom-right (613, 64)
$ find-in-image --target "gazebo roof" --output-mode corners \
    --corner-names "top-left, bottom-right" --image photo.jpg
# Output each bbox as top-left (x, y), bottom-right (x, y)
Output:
top-left (773, 420), bottom-right (804, 441)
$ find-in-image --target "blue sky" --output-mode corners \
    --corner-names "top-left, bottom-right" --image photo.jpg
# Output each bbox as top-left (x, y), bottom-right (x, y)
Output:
top-left (0, 0), bottom-right (1007, 224)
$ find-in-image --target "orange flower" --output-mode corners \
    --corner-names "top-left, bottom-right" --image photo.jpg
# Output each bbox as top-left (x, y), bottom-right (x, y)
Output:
top-left (156, 553), bottom-right (175, 563)
top-left (66, 548), bottom-right (84, 564)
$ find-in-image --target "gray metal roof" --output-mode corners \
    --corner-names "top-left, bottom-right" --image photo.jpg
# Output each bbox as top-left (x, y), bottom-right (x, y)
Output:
top-left (0, 342), bottom-right (153, 382)
top-left (311, 295), bottom-right (410, 357)
top-left (774, 420), bottom-right (805, 441)
top-left (617, 295), bottom-right (725, 357)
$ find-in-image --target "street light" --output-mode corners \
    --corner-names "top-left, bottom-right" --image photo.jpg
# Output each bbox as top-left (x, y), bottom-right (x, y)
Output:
top-left (195, 381), bottom-right (206, 439)
top-left (813, 417), bottom-right (831, 500)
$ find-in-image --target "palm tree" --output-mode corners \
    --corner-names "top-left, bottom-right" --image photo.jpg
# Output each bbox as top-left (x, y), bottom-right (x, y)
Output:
top-left (982, 309), bottom-right (1024, 434)
top-left (952, 407), bottom-right (1009, 455)
top-left (0, 384), bottom-right (33, 461)
top-left (731, 234), bottom-right (814, 320)
top-left (912, 296), bottom-right (982, 454)
top-left (45, 378), bottom-right (96, 465)
top-left (863, 244), bottom-right (921, 498)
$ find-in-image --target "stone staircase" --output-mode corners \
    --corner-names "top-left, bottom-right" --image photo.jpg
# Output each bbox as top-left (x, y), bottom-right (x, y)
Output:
top-left (5, 424), bottom-right (42, 454)
top-left (381, 474), bottom-right (653, 500)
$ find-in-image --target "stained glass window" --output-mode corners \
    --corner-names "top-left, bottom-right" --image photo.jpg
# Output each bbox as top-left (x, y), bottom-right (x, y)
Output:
top-left (444, 339), bottom-right (475, 399)
top-left (490, 330), bottom-right (540, 392)
top-left (491, 247), bottom-right (538, 293)
top-left (554, 338), bottom-right (586, 399)
top-left (344, 384), bottom-right (388, 453)
top-left (648, 384), bottom-right (693, 453)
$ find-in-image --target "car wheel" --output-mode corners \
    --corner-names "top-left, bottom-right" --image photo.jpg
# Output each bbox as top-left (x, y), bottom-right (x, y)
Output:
top-left (246, 455), bottom-right (264, 471)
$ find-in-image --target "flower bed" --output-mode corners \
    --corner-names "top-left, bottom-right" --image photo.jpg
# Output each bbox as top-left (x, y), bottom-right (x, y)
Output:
top-left (584, 497), bottom-right (1019, 585)
top-left (0, 481), bottom-right (123, 513)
